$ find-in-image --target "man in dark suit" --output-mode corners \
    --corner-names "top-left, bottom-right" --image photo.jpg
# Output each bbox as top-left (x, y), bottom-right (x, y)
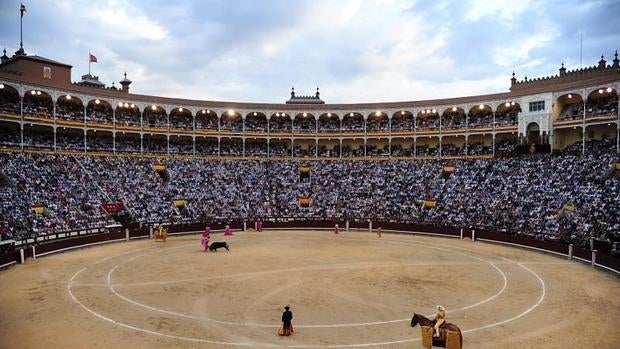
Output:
top-left (280, 305), bottom-right (293, 336)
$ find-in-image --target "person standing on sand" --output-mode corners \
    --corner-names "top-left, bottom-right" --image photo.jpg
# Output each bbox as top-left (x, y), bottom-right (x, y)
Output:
top-left (280, 305), bottom-right (293, 336)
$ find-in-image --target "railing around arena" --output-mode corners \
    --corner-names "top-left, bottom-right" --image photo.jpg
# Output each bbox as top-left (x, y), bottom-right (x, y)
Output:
top-left (0, 218), bottom-right (618, 273)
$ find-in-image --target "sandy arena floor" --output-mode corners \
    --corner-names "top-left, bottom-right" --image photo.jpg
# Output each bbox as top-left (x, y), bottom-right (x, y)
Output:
top-left (1, 230), bottom-right (619, 349)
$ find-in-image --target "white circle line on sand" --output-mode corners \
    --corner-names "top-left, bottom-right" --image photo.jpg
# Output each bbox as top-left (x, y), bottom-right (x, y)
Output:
top-left (68, 267), bottom-right (277, 347)
top-left (287, 258), bottom-right (546, 348)
top-left (103, 261), bottom-right (483, 288)
top-left (104, 239), bottom-right (507, 328)
top-left (67, 234), bottom-right (545, 348)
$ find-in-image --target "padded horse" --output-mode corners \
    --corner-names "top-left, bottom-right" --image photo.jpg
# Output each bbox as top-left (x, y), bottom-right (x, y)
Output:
top-left (411, 313), bottom-right (462, 349)
top-left (154, 226), bottom-right (167, 242)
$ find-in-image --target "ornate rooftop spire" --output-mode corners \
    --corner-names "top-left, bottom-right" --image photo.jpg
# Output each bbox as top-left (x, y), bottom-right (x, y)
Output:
top-left (598, 54), bottom-right (606, 68)
top-left (0, 48), bottom-right (8, 64)
top-left (119, 72), bottom-right (132, 93)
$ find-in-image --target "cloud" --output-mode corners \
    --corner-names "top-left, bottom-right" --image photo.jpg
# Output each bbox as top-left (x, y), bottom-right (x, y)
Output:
top-left (84, 2), bottom-right (168, 41)
top-left (0, 0), bottom-right (618, 104)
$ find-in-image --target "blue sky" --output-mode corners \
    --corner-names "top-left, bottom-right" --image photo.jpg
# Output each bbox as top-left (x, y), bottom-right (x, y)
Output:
top-left (0, 0), bottom-right (618, 103)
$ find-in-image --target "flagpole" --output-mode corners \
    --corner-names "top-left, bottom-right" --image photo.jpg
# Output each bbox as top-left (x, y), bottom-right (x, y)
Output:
top-left (579, 31), bottom-right (582, 69)
top-left (19, 6), bottom-right (24, 53)
top-left (88, 52), bottom-right (91, 75)
top-left (20, 12), bottom-right (23, 51)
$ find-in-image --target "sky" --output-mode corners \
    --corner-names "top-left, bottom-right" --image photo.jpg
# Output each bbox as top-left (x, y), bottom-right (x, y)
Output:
top-left (0, 0), bottom-right (618, 104)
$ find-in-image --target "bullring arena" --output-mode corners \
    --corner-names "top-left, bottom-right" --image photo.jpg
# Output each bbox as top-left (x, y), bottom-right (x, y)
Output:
top-left (1, 228), bottom-right (619, 349)
top-left (1, 3), bottom-right (620, 348)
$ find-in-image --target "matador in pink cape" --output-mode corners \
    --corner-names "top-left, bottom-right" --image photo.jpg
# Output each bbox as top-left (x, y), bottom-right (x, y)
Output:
top-left (200, 227), bottom-right (210, 251)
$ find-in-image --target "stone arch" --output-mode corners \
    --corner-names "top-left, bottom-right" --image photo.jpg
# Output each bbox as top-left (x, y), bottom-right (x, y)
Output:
top-left (245, 112), bottom-right (268, 132)
top-left (318, 112), bottom-right (340, 133)
top-left (496, 101), bottom-right (521, 126)
top-left (366, 111), bottom-right (389, 132)
top-left (0, 83), bottom-right (20, 115)
top-left (294, 112), bottom-right (316, 133)
top-left (169, 107), bottom-right (194, 131)
top-left (441, 107), bottom-right (466, 129)
top-left (416, 108), bottom-right (439, 130)
top-left (143, 104), bottom-right (168, 129)
top-left (23, 89), bottom-right (54, 119)
top-left (468, 104), bottom-right (493, 128)
top-left (269, 112), bottom-right (292, 133)
top-left (554, 93), bottom-right (584, 120)
top-left (586, 87), bottom-right (618, 118)
top-left (196, 109), bottom-right (218, 131)
top-left (526, 121), bottom-right (541, 144)
top-left (86, 98), bottom-right (113, 124)
top-left (391, 110), bottom-right (414, 132)
top-left (115, 102), bottom-right (141, 128)
top-left (342, 112), bottom-right (364, 132)
top-left (220, 110), bottom-right (243, 132)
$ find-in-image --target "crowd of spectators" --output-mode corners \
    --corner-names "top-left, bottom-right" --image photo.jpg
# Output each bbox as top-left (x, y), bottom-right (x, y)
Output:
top-left (294, 116), bottom-right (316, 133)
top-left (0, 152), bottom-right (618, 247)
top-left (220, 115), bottom-right (243, 132)
top-left (196, 113), bottom-right (218, 130)
top-left (86, 108), bottom-right (113, 124)
top-left (495, 109), bottom-right (519, 126)
top-left (55, 102), bottom-right (83, 122)
top-left (245, 115), bottom-right (268, 132)
top-left (169, 112), bottom-right (193, 130)
top-left (467, 110), bottom-right (493, 128)
top-left (169, 136), bottom-right (194, 154)
top-left (391, 115), bottom-right (414, 131)
top-left (562, 136), bottom-right (618, 155)
top-left (144, 112), bottom-right (169, 129)
top-left (318, 117), bottom-right (340, 132)
top-left (417, 113), bottom-right (440, 130)
top-left (441, 112), bottom-right (466, 130)
top-left (559, 98), bottom-right (618, 121)
top-left (269, 117), bottom-right (292, 132)
top-left (114, 108), bottom-right (141, 127)
top-left (366, 115), bottom-right (389, 132)
top-left (342, 115), bottom-right (365, 132)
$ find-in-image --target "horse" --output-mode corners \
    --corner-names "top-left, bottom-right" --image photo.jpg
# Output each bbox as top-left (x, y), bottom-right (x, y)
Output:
top-left (411, 312), bottom-right (462, 349)
top-left (154, 226), bottom-right (167, 242)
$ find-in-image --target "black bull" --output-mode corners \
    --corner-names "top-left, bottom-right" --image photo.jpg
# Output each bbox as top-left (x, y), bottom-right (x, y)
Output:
top-left (209, 241), bottom-right (230, 251)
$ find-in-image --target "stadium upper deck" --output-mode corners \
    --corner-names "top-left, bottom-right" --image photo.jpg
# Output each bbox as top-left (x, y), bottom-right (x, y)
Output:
top-left (0, 49), bottom-right (618, 158)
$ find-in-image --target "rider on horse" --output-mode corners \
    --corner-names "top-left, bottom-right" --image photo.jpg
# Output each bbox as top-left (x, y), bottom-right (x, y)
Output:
top-left (434, 305), bottom-right (446, 337)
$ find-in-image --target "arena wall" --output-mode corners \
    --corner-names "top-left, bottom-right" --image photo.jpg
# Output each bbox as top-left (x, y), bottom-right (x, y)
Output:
top-left (2, 221), bottom-right (617, 274)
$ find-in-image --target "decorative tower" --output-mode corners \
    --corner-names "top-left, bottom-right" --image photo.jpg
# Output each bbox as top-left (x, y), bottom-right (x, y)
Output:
top-left (119, 72), bottom-right (132, 93)
top-left (559, 62), bottom-right (566, 77)
top-left (315, 86), bottom-right (320, 98)
top-left (510, 71), bottom-right (517, 86)
top-left (598, 54), bottom-right (606, 69)
top-left (612, 50), bottom-right (619, 69)
top-left (0, 49), bottom-right (8, 64)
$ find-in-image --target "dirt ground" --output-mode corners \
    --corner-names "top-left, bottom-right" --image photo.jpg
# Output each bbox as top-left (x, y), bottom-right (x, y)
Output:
top-left (1, 230), bottom-right (619, 349)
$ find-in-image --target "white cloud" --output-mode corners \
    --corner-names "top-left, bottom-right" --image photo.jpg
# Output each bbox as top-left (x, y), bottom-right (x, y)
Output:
top-left (84, 1), bottom-right (168, 41)
top-left (1, 0), bottom-right (618, 104)
top-left (463, 0), bottom-right (536, 26)
top-left (491, 23), bottom-right (559, 68)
